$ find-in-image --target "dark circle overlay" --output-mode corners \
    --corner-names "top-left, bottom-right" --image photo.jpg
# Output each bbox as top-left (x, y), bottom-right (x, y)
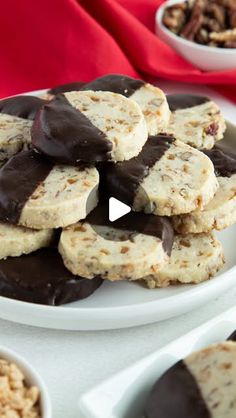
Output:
top-left (86, 185), bottom-right (150, 242)
top-left (85, 191), bottom-right (174, 256)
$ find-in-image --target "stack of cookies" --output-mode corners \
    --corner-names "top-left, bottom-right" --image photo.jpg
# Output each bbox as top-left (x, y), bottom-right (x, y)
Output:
top-left (0, 74), bottom-right (233, 305)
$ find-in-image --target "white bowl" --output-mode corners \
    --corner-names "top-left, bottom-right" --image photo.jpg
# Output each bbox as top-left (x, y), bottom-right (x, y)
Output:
top-left (0, 346), bottom-right (51, 418)
top-left (156, 0), bottom-right (236, 71)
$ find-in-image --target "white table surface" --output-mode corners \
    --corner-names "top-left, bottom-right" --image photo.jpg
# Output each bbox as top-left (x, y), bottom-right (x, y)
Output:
top-left (0, 81), bottom-right (235, 418)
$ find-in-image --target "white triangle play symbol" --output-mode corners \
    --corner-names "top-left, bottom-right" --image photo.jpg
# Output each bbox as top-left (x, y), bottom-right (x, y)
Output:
top-left (109, 197), bottom-right (131, 222)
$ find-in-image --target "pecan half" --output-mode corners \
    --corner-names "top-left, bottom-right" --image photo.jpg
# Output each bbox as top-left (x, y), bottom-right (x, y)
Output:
top-left (210, 27), bottom-right (236, 41)
top-left (180, 0), bottom-right (206, 40)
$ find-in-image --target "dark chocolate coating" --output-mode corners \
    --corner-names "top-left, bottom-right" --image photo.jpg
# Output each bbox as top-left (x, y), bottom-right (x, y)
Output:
top-left (167, 94), bottom-right (210, 111)
top-left (0, 150), bottom-right (53, 224)
top-left (144, 360), bottom-right (210, 418)
top-left (49, 81), bottom-right (86, 95)
top-left (0, 248), bottom-right (103, 305)
top-left (227, 330), bottom-right (236, 341)
top-left (204, 144), bottom-right (236, 177)
top-left (0, 96), bottom-right (46, 120)
top-left (32, 94), bottom-right (112, 164)
top-left (87, 203), bottom-right (174, 256)
top-left (105, 135), bottom-right (174, 205)
top-left (81, 74), bottom-right (145, 97)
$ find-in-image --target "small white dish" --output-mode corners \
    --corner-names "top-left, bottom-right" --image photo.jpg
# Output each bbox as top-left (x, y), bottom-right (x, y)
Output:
top-left (156, 0), bottom-right (236, 71)
top-left (0, 346), bottom-right (51, 418)
top-left (78, 306), bottom-right (236, 418)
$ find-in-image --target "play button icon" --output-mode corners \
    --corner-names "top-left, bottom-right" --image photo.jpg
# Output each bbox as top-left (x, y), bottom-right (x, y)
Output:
top-left (85, 183), bottom-right (151, 241)
top-left (109, 197), bottom-right (131, 222)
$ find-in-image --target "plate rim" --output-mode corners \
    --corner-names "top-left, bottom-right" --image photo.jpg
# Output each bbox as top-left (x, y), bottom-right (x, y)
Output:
top-left (0, 263), bottom-right (235, 316)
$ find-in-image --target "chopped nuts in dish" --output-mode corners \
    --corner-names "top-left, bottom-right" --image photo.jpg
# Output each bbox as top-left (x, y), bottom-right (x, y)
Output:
top-left (0, 358), bottom-right (41, 418)
top-left (163, 0), bottom-right (236, 48)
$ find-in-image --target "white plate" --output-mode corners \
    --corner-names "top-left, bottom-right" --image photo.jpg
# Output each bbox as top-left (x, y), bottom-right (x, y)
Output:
top-left (0, 90), bottom-right (236, 330)
top-left (78, 306), bottom-right (236, 418)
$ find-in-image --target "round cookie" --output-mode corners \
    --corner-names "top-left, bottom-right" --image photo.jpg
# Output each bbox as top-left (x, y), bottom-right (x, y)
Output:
top-left (0, 248), bottom-right (103, 305)
top-left (106, 135), bottom-right (219, 216)
top-left (32, 90), bottom-right (148, 164)
top-left (173, 175), bottom-right (236, 233)
top-left (59, 205), bottom-right (174, 281)
top-left (144, 341), bottom-right (236, 418)
top-left (80, 74), bottom-right (170, 135)
top-left (166, 94), bottom-right (226, 149)
top-left (20, 165), bottom-right (99, 229)
top-left (144, 233), bottom-right (224, 288)
top-left (0, 113), bottom-right (32, 162)
top-left (173, 145), bottom-right (236, 233)
top-left (131, 83), bottom-right (170, 135)
top-left (0, 223), bottom-right (53, 259)
top-left (0, 150), bottom-right (99, 229)
top-left (0, 95), bottom-right (46, 120)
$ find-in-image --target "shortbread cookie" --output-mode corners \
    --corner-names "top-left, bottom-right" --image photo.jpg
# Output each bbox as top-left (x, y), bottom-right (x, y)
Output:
top-left (0, 150), bottom-right (99, 229)
top-left (59, 205), bottom-right (174, 281)
top-left (32, 91), bottom-right (148, 164)
top-left (47, 75), bottom-right (170, 135)
top-left (105, 135), bottom-right (219, 216)
top-left (144, 233), bottom-right (224, 288)
top-left (0, 113), bottom-right (32, 161)
top-left (144, 341), bottom-right (236, 418)
top-left (173, 175), bottom-right (236, 233)
top-left (0, 95), bottom-right (46, 120)
top-left (0, 223), bottom-right (53, 259)
top-left (81, 74), bottom-right (170, 135)
top-left (0, 248), bottom-right (103, 305)
top-left (166, 94), bottom-right (226, 149)
top-left (173, 145), bottom-right (236, 233)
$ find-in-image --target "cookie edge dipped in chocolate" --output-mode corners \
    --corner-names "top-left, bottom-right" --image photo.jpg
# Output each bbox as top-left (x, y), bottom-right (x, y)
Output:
top-left (227, 330), bottom-right (236, 341)
top-left (48, 75), bottom-right (145, 98)
top-left (81, 74), bottom-right (145, 97)
top-left (167, 94), bottom-right (210, 112)
top-left (32, 93), bottom-right (113, 164)
top-left (144, 332), bottom-right (236, 418)
top-left (0, 248), bottom-right (103, 305)
top-left (49, 81), bottom-right (86, 95)
top-left (144, 360), bottom-right (210, 418)
top-left (204, 144), bottom-right (236, 177)
top-left (0, 150), bottom-right (53, 224)
top-left (0, 96), bottom-right (46, 120)
top-left (105, 134), bottom-right (174, 206)
top-left (87, 202), bottom-right (174, 256)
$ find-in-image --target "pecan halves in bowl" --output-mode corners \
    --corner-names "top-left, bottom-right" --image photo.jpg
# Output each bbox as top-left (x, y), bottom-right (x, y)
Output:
top-left (162, 0), bottom-right (236, 48)
top-left (162, 3), bottom-right (187, 33)
top-left (180, 0), bottom-right (206, 40)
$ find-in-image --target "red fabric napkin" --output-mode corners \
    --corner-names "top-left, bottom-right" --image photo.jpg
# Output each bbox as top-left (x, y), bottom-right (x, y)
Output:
top-left (0, 0), bottom-right (235, 102)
